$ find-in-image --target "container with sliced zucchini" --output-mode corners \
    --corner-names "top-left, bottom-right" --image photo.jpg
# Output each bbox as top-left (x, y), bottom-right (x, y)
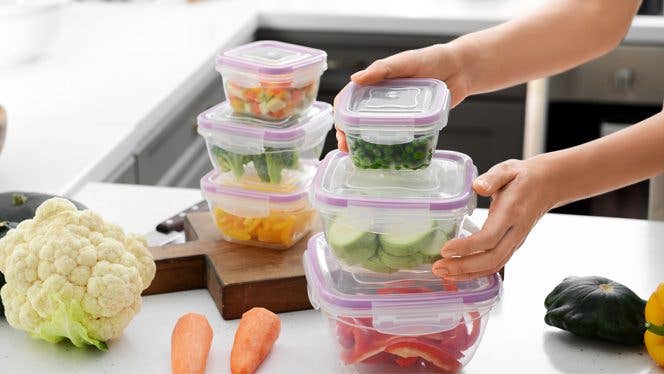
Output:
top-left (311, 150), bottom-right (477, 273)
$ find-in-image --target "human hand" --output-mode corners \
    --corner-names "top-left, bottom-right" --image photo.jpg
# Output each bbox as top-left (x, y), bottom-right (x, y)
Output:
top-left (432, 158), bottom-right (558, 280)
top-left (334, 43), bottom-right (469, 151)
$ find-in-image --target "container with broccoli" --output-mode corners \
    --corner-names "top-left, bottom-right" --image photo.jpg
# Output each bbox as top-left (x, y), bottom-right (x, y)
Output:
top-left (198, 100), bottom-right (333, 192)
top-left (311, 150), bottom-right (477, 273)
top-left (335, 78), bottom-right (451, 171)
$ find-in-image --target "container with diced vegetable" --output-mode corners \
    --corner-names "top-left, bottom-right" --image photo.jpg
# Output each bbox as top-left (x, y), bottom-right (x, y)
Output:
top-left (310, 150), bottom-right (477, 273)
top-left (201, 169), bottom-right (316, 249)
top-left (336, 78), bottom-right (451, 170)
top-left (198, 101), bottom-right (333, 193)
top-left (216, 40), bottom-right (327, 122)
top-left (303, 233), bottom-right (502, 373)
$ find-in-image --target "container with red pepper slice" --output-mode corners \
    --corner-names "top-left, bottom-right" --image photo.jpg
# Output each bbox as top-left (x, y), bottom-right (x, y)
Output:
top-left (303, 233), bottom-right (502, 373)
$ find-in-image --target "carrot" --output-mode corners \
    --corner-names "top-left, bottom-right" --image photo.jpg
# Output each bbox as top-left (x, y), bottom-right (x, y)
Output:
top-left (171, 313), bottom-right (214, 374)
top-left (230, 307), bottom-right (281, 374)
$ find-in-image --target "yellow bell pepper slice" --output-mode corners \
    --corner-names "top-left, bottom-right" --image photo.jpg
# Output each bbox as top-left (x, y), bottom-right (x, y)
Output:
top-left (645, 283), bottom-right (664, 367)
top-left (212, 207), bottom-right (313, 247)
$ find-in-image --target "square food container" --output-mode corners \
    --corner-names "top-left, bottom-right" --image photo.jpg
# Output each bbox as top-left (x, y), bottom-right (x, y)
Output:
top-left (216, 40), bottom-right (327, 122)
top-left (310, 150), bottom-right (477, 273)
top-left (198, 101), bottom-right (333, 193)
top-left (303, 233), bottom-right (502, 373)
top-left (336, 78), bottom-right (451, 170)
top-left (201, 170), bottom-right (316, 250)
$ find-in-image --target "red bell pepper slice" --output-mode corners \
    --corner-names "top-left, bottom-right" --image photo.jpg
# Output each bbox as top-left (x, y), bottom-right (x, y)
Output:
top-left (463, 311), bottom-right (482, 350)
top-left (385, 338), bottom-right (462, 373)
top-left (339, 324), bottom-right (403, 364)
top-left (361, 352), bottom-right (396, 364)
top-left (395, 356), bottom-right (420, 368)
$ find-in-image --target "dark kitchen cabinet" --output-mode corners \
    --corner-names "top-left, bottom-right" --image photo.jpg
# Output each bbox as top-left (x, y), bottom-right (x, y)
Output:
top-left (256, 29), bottom-right (526, 207)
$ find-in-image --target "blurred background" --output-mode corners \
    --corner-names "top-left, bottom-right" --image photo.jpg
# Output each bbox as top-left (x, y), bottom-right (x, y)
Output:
top-left (1, 0), bottom-right (663, 219)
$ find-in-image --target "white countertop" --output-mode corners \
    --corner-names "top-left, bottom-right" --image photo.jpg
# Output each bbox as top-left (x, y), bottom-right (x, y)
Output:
top-left (2, 0), bottom-right (664, 195)
top-left (1, 183), bottom-right (662, 373)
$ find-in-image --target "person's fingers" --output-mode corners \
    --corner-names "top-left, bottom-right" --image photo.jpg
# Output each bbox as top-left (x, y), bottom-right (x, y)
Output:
top-left (433, 226), bottom-right (524, 279)
top-left (441, 211), bottom-right (512, 257)
top-left (352, 49), bottom-right (423, 85)
top-left (333, 84), bottom-right (349, 109)
top-left (336, 130), bottom-right (349, 153)
top-left (431, 267), bottom-right (506, 282)
top-left (473, 161), bottom-right (519, 196)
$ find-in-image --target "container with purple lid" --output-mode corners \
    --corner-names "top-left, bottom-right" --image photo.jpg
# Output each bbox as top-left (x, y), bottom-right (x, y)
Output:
top-left (336, 78), bottom-right (451, 170)
top-left (197, 100), bottom-right (333, 193)
top-left (310, 150), bottom-right (477, 273)
top-left (216, 40), bottom-right (328, 122)
top-left (201, 169), bottom-right (316, 250)
top-left (303, 233), bottom-right (501, 372)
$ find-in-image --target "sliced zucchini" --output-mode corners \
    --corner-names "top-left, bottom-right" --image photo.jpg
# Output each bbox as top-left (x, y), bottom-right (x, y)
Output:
top-left (361, 255), bottom-right (394, 274)
top-left (378, 249), bottom-right (424, 270)
top-left (326, 219), bottom-right (378, 265)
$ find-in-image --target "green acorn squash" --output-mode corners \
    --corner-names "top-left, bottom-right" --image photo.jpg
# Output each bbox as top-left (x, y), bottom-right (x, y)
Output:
top-left (544, 275), bottom-right (646, 345)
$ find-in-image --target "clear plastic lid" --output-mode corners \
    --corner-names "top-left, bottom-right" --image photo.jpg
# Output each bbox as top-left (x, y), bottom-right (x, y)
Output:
top-left (303, 233), bottom-right (501, 335)
top-left (197, 101), bottom-right (333, 154)
top-left (311, 150), bottom-right (477, 215)
top-left (216, 40), bottom-right (327, 83)
top-left (201, 169), bottom-right (310, 217)
top-left (336, 78), bottom-right (451, 134)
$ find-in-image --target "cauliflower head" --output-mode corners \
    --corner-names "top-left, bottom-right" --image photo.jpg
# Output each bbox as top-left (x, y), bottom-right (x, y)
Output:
top-left (0, 198), bottom-right (156, 350)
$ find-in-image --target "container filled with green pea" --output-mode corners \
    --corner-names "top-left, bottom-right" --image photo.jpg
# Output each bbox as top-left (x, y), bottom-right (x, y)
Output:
top-left (335, 78), bottom-right (451, 170)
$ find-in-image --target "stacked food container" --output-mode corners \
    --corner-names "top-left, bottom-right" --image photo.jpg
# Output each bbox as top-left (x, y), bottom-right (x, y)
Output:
top-left (198, 40), bottom-right (332, 249)
top-left (303, 79), bottom-right (502, 372)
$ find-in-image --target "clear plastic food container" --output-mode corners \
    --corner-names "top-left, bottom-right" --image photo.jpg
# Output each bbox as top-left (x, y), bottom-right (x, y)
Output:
top-left (310, 150), bottom-right (477, 273)
top-left (303, 233), bottom-right (502, 373)
top-left (336, 78), bottom-right (451, 170)
top-left (216, 40), bottom-right (327, 122)
top-left (201, 170), bottom-right (316, 249)
top-left (198, 101), bottom-right (333, 193)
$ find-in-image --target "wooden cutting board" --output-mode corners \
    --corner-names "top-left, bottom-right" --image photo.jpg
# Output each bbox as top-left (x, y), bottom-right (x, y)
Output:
top-left (143, 212), bottom-right (317, 320)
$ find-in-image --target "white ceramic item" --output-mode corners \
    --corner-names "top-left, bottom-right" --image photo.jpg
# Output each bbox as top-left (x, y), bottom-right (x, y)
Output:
top-left (0, 0), bottom-right (68, 67)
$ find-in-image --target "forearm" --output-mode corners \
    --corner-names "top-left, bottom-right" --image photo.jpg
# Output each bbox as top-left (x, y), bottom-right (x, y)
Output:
top-left (449, 0), bottom-right (640, 95)
top-left (539, 110), bottom-right (664, 207)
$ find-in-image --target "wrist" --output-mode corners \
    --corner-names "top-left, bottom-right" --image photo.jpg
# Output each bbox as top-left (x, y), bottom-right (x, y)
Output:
top-left (446, 35), bottom-right (482, 96)
top-left (525, 153), bottom-right (567, 210)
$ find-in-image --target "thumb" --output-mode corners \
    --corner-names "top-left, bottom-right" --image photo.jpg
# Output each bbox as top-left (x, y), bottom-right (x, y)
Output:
top-left (352, 49), bottom-right (422, 85)
top-left (473, 163), bottom-right (518, 196)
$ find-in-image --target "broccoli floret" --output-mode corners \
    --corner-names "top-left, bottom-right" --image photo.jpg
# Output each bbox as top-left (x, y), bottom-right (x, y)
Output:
top-left (265, 153), bottom-right (285, 184)
top-left (213, 147), bottom-right (248, 178)
top-left (251, 154), bottom-right (271, 182)
top-left (265, 149), bottom-right (300, 184)
top-left (237, 148), bottom-right (301, 184)
top-left (281, 150), bottom-right (299, 169)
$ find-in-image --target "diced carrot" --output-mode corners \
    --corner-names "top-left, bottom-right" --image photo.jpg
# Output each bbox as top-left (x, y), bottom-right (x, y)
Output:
top-left (270, 109), bottom-right (286, 119)
top-left (291, 89), bottom-right (304, 103)
top-left (230, 307), bottom-right (281, 374)
top-left (250, 102), bottom-right (261, 116)
top-left (244, 88), bottom-right (262, 103)
top-left (171, 313), bottom-right (214, 374)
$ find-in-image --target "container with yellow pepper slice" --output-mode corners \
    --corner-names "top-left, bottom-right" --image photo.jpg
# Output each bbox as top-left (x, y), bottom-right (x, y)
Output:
top-left (645, 283), bottom-right (664, 367)
top-left (201, 169), bottom-right (316, 250)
